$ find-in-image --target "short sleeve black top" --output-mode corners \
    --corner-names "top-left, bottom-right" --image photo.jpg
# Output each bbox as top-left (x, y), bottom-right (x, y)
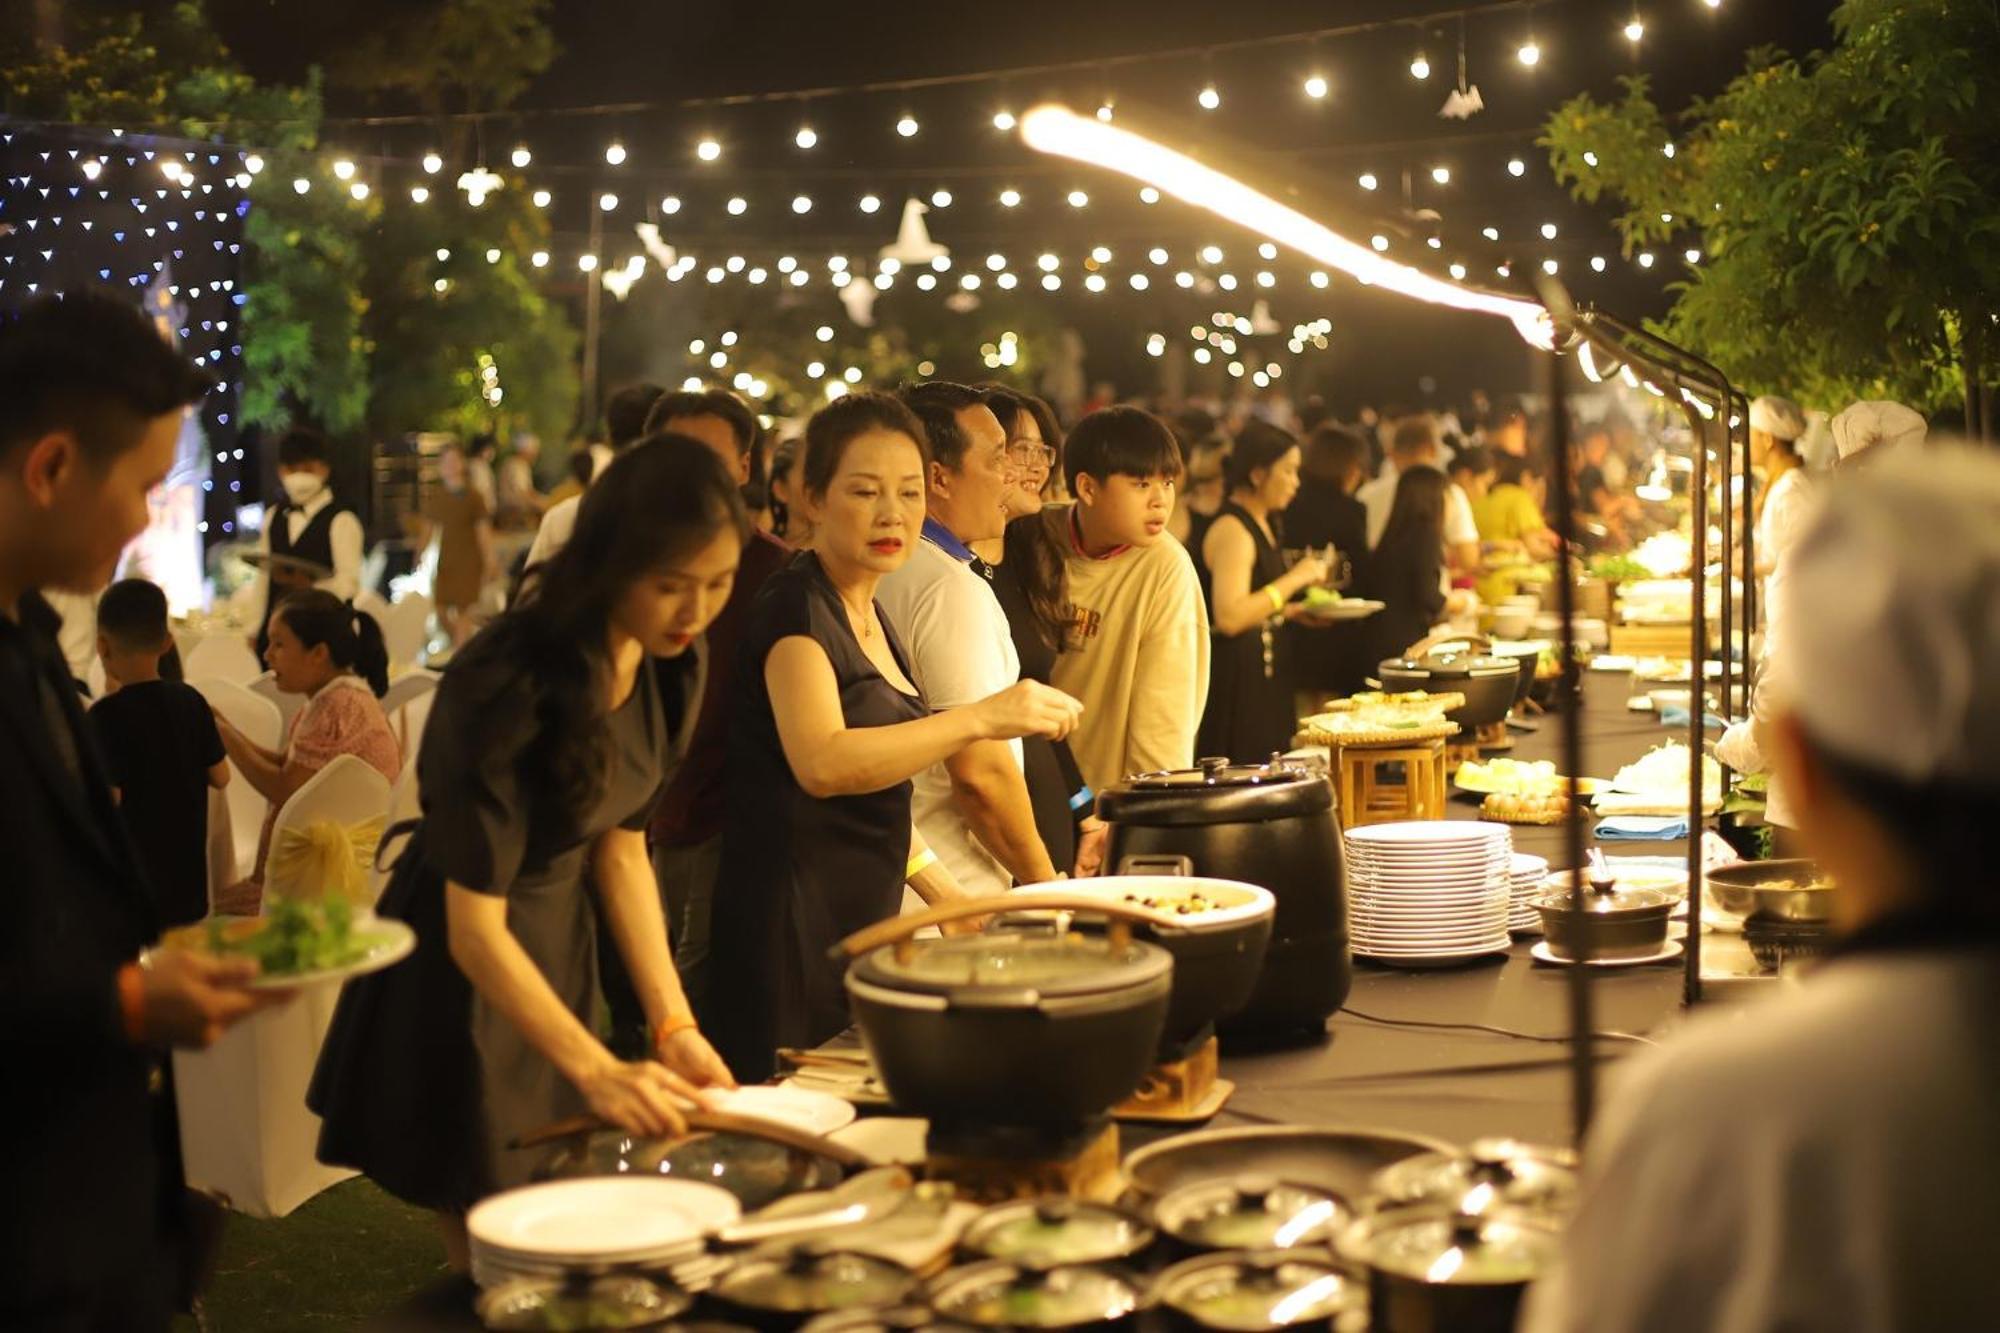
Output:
top-left (89, 679), bottom-right (225, 928)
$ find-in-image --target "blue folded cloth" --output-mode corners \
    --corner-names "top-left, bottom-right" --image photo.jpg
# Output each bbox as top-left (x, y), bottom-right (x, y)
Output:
top-left (1657, 704), bottom-right (1730, 730)
top-left (1595, 815), bottom-right (1691, 841)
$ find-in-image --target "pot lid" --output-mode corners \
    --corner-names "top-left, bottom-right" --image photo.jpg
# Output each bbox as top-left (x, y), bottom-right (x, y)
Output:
top-left (1535, 881), bottom-right (1673, 916)
top-left (853, 929), bottom-right (1170, 999)
top-left (1368, 1140), bottom-right (1578, 1218)
top-left (1156, 1250), bottom-right (1364, 1332)
top-left (1096, 757), bottom-right (1333, 826)
top-left (717, 1249), bottom-right (916, 1313)
top-left (1342, 1210), bottom-right (1561, 1286)
top-left (1155, 1176), bottom-right (1350, 1251)
top-left (802, 1306), bottom-right (980, 1333)
top-left (1382, 652), bottom-right (1519, 679)
top-left (475, 1274), bottom-right (689, 1330)
top-left (928, 1261), bottom-right (1141, 1329)
top-left (961, 1198), bottom-right (1154, 1268)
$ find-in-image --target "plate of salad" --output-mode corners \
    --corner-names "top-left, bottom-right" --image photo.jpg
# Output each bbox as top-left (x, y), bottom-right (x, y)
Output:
top-left (157, 897), bottom-right (415, 989)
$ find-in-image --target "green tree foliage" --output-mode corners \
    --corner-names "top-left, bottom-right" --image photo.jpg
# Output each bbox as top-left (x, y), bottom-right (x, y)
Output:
top-left (1538, 0), bottom-right (2000, 420)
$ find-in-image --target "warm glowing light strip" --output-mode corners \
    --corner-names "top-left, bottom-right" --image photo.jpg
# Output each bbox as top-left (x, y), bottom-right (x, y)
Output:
top-left (1019, 103), bottom-right (1553, 348)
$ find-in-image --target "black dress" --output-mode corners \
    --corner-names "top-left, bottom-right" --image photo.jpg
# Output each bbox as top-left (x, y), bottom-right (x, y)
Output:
top-left (1281, 480), bottom-right (1372, 698)
top-left (706, 553), bottom-right (927, 1082)
top-left (1195, 502), bottom-right (1298, 763)
top-left (979, 530), bottom-right (1086, 870)
top-left (1358, 526), bottom-right (1447, 665)
top-left (309, 638), bottom-right (670, 1210)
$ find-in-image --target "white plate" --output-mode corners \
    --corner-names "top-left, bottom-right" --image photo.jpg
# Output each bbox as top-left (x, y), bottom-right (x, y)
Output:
top-left (468, 1178), bottom-right (740, 1261)
top-left (154, 916), bottom-right (417, 991)
top-left (1356, 934), bottom-right (1511, 952)
top-left (1345, 822), bottom-right (1511, 848)
top-left (1300, 598), bottom-right (1385, 622)
top-left (1530, 940), bottom-right (1685, 968)
top-left (702, 1085), bottom-right (857, 1137)
top-left (1355, 945), bottom-right (1511, 967)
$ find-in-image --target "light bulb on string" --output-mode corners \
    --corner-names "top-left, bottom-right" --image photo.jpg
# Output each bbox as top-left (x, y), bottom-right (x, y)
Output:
top-left (333, 158), bottom-right (355, 181)
top-left (292, 177), bottom-right (310, 195)
top-left (1541, 222), bottom-right (1558, 239)
top-left (1067, 189), bottom-right (1089, 208)
top-left (1508, 157), bottom-right (1526, 177)
top-left (896, 114), bottom-right (920, 137)
top-left (599, 192), bottom-right (619, 212)
top-left (349, 181), bottom-right (370, 201)
top-left (1410, 52), bottom-right (1431, 80)
top-left (1197, 84), bottom-right (1220, 111)
top-left (526, 188), bottom-right (549, 208)
top-left (422, 151), bottom-right (442, 174)
top-left (605, 140), bottom-right (627, 166)
top-left (1096, 100), bottom-right (1115, 122)
top-left (1517, 40), bottom-right (1540, 66)
top-left (999, 188), bottom-right (1022, 207)
top-left (1431, 165), bottom-right (1451, 185)
top-left (531, 251), bottom-right (548, 268)
top-left (795, 125), bottom-right (818, 149)
top-left (792, 195), bottom-right (812, 214)
top-left (1139, 186), bottom-right (1160, 204)
top-left (1358, 172), bottom-right (1379, 191)
top-left (1702, 0), bottom-right (1720, 8)
top-left (931, 189), bottom-right (953, 208)
top-left (244, 153), bottom-right (264, 174)
top-left (511, 144), bottom-right (532, 167)
top-left (697, 138), bottom-right (721, 162)
top-left (859, 194), bottom-right (882, 213)
top-left (1624, 17), bottom-right (1644, 42)
top-left (660, 195), bottom-right (681, 214)
top-left (1303, 73), bottom-right (1329, 100)
top-left (578, 253), bottom-right (599, 272)
top-left (727, 196), bottom-right (747, 215)
top-left (993, 108), bottom-right (1018, 131)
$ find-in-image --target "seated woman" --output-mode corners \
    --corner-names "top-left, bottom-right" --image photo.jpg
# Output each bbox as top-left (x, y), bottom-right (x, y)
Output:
top-left (1197, 421), bottom-right (1328, 762)
top-left (213, 590), bottom-right (401, 914)
top-left (705, 392), bottom-right (1082, 1081)
top-left (1357, 465), bottom-right (1449, 663)
top-left (311, 437), bottom-right (743, 1264)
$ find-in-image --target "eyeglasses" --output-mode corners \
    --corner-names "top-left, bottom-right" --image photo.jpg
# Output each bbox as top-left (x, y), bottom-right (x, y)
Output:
top-left (1006, 441), bottom-right (1057, 468)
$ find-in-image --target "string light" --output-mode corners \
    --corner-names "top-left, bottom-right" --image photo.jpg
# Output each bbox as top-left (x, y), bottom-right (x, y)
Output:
top-left (1541, 222), bottom-right (1559, 239)
top-left (422, 152), bottom-right (442, 174)
top-left (1149, 246), bottom-right (1170, 264)
top-left (1517, 40), bottom-right (1541, 66)
top-left (792, 195), bottom-right (813, 213)
top-left (410, 185), bottom-right (429, 203)
top-left (1139, 186), bottom-right (1161, 204)
top-left (531, 250), bottom-right (549, 267)
top-left (1684, 248), bottom-right (1702, 263)
top-left (1482, 226), bottom-right (1500, 240)
top-left (987, 253), bottom-right (1007, 271)
top-left (727, 196), bottom-right (747, 215)
top-left (859, 193), bottom-right (881, 213)
top-left (697, 139), bottom-right (722, 162)
top-left (1702, 0), bottom-right (1720, 8)
top-left (1197, 83), bottom-right (1221, 111)
top-left (1370, 234), bottom-right (1389, 252)
top-left (1200, 244), bottom-right (1224, 263)
top-left (1085, 273), bottom-right (1108, 292)
top-left (349, 182), bottom-right (369, 201)
top-left (1303, 72), bottom-right (1329, 99)
top-left (1590, 255), bottom-right (1608, 272)
top-left (795, 125), bottom-right (818, 149)
top-left (578, 253), bottom-right (599, 272)
top-left (1175, 271), bottom-right (1195, 288)
top-left (999, 188), bottom-right (1022, 207)
top-left (511, 144), bottom-right (532, 167)
top-left (599, 192), bottom-right (619, 211)
top-left (896, 114), bottom-right (920, 137)
top-left (660, 194), bottom-right (681, 214)
top-left (1410, 51), bottom-right (1431, 80)
top-left (1449, 262), bottom-right (1468, 280)
top-left (532, 188), bottom-right (553, 207)
top-left (1067, 189), bottom-right (1089, 207)
top-left (1091, 245), bottom-right (1113, 262)
top-left (1096, 100), bottom-right (1116, 122)
top-left (931, 189), bottom-right (953, 207)
top-left (605, 140), bottom-right (627, 165)
top-left (244, 153), bottom-right (264, 174)
top-left (332, 158), bottom-right (355, 181)
top-left (1508, 157), bottom-right (1526, 177)
top-left (1542, 258), bottom-right (1559, 274)
top-left (1431, 165), bottom-right (1451, 184)
top-left (993, 109), bottom-right (1018, 131)
top-left (1638, 251), bottom-right (1656, 268)
top-left (1624, 17), bottom-right (1644, 42)
top-left (1358, 172), bottom-right (1379, 191)
top-left (292, 177), bottom-right (310, 195)
top-left (1037, 253), bottom-right (1059, 271)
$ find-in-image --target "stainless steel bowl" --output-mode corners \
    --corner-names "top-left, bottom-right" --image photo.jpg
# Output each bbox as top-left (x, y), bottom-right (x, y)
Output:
top-left (1704, 859), bottom-right (1833, 920)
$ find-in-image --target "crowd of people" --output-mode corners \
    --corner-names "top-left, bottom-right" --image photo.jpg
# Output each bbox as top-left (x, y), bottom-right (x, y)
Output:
top-left (4, 287), bottom-right (1996, 1333)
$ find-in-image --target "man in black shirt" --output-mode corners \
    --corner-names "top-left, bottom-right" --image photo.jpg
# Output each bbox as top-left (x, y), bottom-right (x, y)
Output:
top-left (0, 290), bottom-right (287, 1331)
top-left (90, 578), bottom-right (230, 928)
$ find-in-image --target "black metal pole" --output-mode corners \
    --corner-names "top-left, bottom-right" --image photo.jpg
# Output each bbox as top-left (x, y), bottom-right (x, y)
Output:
top-left (1717, 407), bottom-right (1733, 727)
top-left (1684, 404), bottom-right (1709, 1007)
top-left (1546, 348), bottom-right (1596, 1145)
top-left (1736, 394), bottom-right (1754, 688)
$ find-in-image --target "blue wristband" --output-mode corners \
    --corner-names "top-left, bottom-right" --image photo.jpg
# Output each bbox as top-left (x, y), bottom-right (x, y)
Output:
top-left (1069, 785), bottom-right (1096, 812)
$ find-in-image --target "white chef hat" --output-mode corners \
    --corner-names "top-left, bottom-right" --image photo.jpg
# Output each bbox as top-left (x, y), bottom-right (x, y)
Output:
top-left (1748, 395), bottom-right (1805, 441)
top-left (1767, 443), bottom-right (2000, 786)
top-left (1829, 399), bottom-right (1926, 462)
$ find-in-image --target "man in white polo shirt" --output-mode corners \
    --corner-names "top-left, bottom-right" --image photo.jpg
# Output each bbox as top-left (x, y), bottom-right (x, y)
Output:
top-left (878, 382), bottom-right (1061, 895)
top-left (1357, 413), bottom-right (1480, 586)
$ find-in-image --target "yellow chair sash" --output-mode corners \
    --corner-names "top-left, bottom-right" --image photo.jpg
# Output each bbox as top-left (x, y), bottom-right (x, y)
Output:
top-left (266, 816), bottom-right (385, 905)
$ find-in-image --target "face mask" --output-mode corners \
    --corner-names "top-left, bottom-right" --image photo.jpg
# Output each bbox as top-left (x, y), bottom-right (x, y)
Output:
top-left (281, 472), bottom-right (326, 506)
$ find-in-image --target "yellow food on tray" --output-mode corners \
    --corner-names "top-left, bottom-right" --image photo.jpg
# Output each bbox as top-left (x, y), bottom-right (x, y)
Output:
top-left (1482, 791), bottom-right (1573, 825)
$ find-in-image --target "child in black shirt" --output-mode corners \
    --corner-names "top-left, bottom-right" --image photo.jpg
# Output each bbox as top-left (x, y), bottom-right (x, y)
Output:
top-left (89, 579), bottom-right (229, 927)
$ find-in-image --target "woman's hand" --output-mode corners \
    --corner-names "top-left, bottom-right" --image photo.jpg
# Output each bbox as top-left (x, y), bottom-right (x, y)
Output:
top-left (1281, 553), bottom-right (1331, 593)
top-left (655, 1026), bottom-right (739, 1092)
top-left (971, 680), bottom-right (1083, 743)
top-left (574, 1057), bottom-right (698, 1137)
top-left (1072, 817), bottom-right (1109, 878)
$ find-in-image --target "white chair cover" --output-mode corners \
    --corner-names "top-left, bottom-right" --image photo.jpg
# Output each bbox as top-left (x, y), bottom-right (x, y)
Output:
top-left (379, 595), bottom-right (433, 670)
top-left (191, 677), bottom-right (283, 885)
top-left (173, 987), bottom-right (354, 1218)
top-left (261, 754), bottom-right (392, 896)
top-left (352, 588), bottom-right (392, 626)
top-left (380, 668), bottom-right (439, 756)
top-left (185, 635), bottom-right (263, 684)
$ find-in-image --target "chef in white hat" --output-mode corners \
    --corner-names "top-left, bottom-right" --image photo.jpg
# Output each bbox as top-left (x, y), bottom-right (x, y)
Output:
top-left (1716, 400), bottom-right (1926, 837)
top-left (1746, 394), bottom-right (1809, 579)
top-left (1521, 443), bottom-right (2000, 1333)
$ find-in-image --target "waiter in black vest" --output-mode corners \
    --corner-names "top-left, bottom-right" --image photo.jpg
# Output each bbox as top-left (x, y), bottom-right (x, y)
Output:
top-left (0, 290), bottom-right (288, 1330)
top-left (253, 425), bottom-right (365, 657)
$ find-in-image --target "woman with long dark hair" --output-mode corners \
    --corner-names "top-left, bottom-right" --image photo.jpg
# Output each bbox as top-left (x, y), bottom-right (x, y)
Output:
top-left (1358, 464), bottom-right (1449, 662)
top-left (704, 393), bottom-right (1080, 1080)
top-left (972, 386), bottom-right (1103, 874)
top-left (213, 589), bottom-right (401, 913)
top-left (311, 435), bottom-right (746, 1266)
top-left (1196, 421), bottom-right (1328, 761)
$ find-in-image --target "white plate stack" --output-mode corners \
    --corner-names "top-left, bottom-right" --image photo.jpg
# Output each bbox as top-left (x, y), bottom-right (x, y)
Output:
top-left (1508, 852), bottom-right (1549, 934)
top-left (466, 1177), bottom-right (740, 1289)
top-left (1344, 822), bottom-right (1514, 966)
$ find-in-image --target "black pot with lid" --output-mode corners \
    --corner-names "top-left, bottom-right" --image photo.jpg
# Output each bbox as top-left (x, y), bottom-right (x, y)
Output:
top-left (840, 897), bottom-right (1172, 1126)
top-left (1096, 757), bottom-right (1348, 1039)
top-left (1376, 649), bottom-right (1522, 733)
top-left (1533, 872), bottom-right (1674, 962)
top-left (476, 1273), bottom-right (691, 1331)
top-left (1366, 1139), bottom-right (1578, 1219)
top-left (1338, 1207), bottom-right (1562, 1333)
top-left (1152, 1248), bottom-right (1367, 1332)
top-left (925, 1260), bottom-right (1144, 1331)
top-left (960, 1197), bottom-right (1155, 1269)
top-left (709, 1247), bottom-right (919, 1330)
top-left (1154, 1175), bottom-right (1351, 1253)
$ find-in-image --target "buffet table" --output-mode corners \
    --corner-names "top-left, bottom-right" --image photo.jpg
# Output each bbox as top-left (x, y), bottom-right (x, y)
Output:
top-left (368, 672), bottom-right (1700, 1330)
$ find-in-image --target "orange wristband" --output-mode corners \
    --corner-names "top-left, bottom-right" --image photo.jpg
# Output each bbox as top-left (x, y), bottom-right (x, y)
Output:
top-left (117, 963), bottom-right (147, 1045)
top-left (651, 1014), bottom-right (698, 1048)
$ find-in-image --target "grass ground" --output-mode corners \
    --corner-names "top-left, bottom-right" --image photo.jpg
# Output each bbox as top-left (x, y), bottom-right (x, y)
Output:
top-left (169, 1179), bottom-right (448, 1332)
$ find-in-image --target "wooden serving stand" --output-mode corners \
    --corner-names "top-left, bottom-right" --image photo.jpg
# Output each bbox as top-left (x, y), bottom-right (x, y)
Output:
top-left (1113, 1034), bottom-right (1233, 1124)
top-left (920, 1119), bottom-right (1124, 1204)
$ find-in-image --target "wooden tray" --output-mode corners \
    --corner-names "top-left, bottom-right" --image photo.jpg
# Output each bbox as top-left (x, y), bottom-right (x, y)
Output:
top-left (1300, 719), bottom-right (1459, 748)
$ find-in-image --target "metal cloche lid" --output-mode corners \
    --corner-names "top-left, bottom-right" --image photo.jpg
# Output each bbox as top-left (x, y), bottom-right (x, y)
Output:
top-left (927, 1261), bottom-right (1141, 1329)
top-left (1340, 1208), bottom-right (1562, 1286)
top-left (1097, 756), bottom-right (1334, 826)
top-left (1155, 1176), bottom-right (1350, 1251)
top-left (961, 1198), bottom-right (1154, 1268)
top-left (1155, 1249), bottom-right (1365, 1331)
top-left (717, 1248), bottom-right (917, 1313)
top-left (1368, 1139), bottom-right (1579, 1218)
top-left (853, 927), bottom-right (1171, 1000)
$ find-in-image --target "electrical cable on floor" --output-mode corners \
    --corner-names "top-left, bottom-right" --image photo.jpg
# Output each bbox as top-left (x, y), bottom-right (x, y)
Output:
top-left (1339, 1005), bottom-right (1658, 1047)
